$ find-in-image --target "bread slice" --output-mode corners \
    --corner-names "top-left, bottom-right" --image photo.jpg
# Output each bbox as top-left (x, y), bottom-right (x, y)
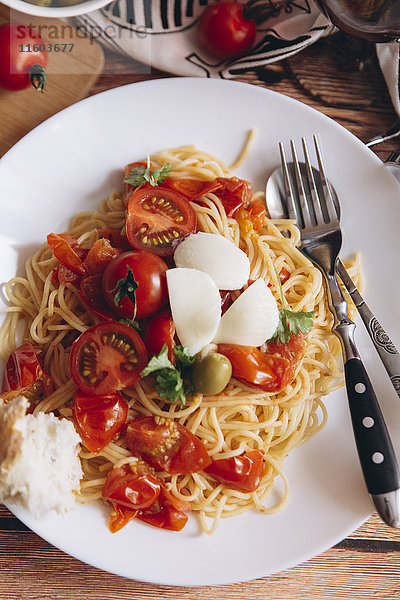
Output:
top-left (0, 396), bottom-right (82, 517)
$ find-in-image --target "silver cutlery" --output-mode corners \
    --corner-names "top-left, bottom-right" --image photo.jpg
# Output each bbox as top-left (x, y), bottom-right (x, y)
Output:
top-left (266, 159), bottom-right (400, 401)
top-left (278, 135), bottom-right (400, 527)
top-left (366, 117), bottom-right (400, 147)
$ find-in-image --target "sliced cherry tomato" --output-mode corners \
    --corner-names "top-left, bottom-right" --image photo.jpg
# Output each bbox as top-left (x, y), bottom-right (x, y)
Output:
top-left (73, 390), bottom-right (128, 454)
top-left (108, 503), bottom-right (138, 533)
top-left (52, 264), bottom-right (82, 286)
top-left (83, 238), bottom-right (120, 275)
top-left (204, 449), bottom-right (264, 492)
top-left (102, 251), bottom-right (168, 320)
top-left (265, 332), bottom-right (308, 386)
top-left (218, 335), bottom-right (307, 393)
top-left (163, 178), bottom-right (222, 201)
top-left (125, 187), bottom-right (196, 256)
top-left (126, 416), bottom-right (212, 474)
top-left (197, 1), bottom-right (256, 60)
top-left (209, 177), bottom-right (253, 217)
top-left (138, 487), bottom-right (189, 531)
top-left (102, 462), bottom-right (161, 511)
top-left (79, 274), bottom-right (115, 321)
top-left (69, 322), bottom-right (148, 396)
top-left (96, 230), bottom-right (132, 252)
top-left (47, 232), bottom-right (87, 275)
top-left (1, 341), bottom-right (53, 405)
top-left (144, 309), bottom-right (176, 362)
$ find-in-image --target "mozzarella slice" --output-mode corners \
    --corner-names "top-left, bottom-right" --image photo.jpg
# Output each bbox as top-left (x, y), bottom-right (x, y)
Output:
top-left (213, 278), bottom-right (279, 346)
top-left (173, 232), bottom-right (250, 290)
top-left (166, 267), bottom-right (221, 356)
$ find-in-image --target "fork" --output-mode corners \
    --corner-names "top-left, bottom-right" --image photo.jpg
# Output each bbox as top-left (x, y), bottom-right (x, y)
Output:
top-left (279, 136), bottom-right (400, 527)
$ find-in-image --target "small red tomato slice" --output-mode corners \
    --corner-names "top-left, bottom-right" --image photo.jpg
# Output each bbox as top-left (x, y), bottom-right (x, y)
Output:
top-left (1, 341), bottom-right (53, 404)
top-left (126, 416), bottom-right (211, 474)
top-left (204, 449), bottom-right (265, 492)
top-left (83, 238), bottom-right (120, 275)
top-left (125, 187), bottom-right (196, 256)
top-left (218, 344), bottom-right (289, 393)
top-left (69, 322), bottom-right (148, 396)
top-left (144, 309), bottom-right (176, 362)
top-left (108, 503), bottom-right (138, 534)
top-left (102, 463), bottom-right (161, 511)
top-left (73, 391), bottom-right (128, 454)
top-left (163, 178), bottom-right (222, 201)
top-left (218, 334), bottom-right (307, 393)
top-left (201, 177), bottom-right (253, 217)
top-left (47, 233), bottom-right (87, 275)
top-left (138, 487), bottom-right (189, 531)
top-left (102, 251), bottom-right (168, 321)
top-left (96, 230), bottom-right (132, 252)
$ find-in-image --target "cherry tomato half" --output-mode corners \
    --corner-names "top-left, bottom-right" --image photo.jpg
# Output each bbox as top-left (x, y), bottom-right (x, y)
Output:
top-left (204, 449), bottom-right (265, 492)
top-left (83, 238), bottom-right (120, 275)
top-left (69, 322), bottom-right (148, 396)
top-left (102, 251), bottom-right (168, 321)
top-left (214, 177), bottom-right (253, 216)
top-left (163, 178), bottom-right (222, 200)
top-left (125, 187), bottom-right (196, 257)
top-left (126, 416), bottom-right (212, 474)
top-left (218, 334), bottom-right (307, 393)
top-left (102, 462), bottom-right (161, 511)
top-left (197, 2), bottom-right (256, 60)
top-left (137, 487), bottom-right (189, 532)
top-left (1, 341), bottom-right (53, 405)
top-left (73, 390), bottom-right (128, 454)
top-left (47, 233), bottom-right (87, 275)
top-left (0, 24), bottom-right (47, 91)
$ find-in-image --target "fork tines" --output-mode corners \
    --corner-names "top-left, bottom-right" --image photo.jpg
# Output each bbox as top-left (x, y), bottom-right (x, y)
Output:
top-left (279, 135), bottom-right (339, 230)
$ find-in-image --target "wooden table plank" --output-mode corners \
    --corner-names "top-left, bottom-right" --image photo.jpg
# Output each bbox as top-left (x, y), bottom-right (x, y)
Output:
top-left (1, 527), bottom-right (400, 599)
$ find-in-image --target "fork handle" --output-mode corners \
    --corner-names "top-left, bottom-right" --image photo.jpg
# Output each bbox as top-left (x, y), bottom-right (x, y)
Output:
top-left (345, 357), bottom-right (400, 498)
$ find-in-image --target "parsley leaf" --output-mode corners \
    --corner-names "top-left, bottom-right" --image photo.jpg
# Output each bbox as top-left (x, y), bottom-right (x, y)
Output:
top-left (140, 344), bottom-right (195, 405)
top-left (268, 265), bottom-right (314, 344)
top-left (269, 308), bottom-right (315, 344)
top-left (124, 162), bottom-right (172, 188)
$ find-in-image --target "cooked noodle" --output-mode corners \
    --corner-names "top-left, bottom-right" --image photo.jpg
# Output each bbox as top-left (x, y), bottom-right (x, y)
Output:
top-left (0, 145), bottom-right (362, 534)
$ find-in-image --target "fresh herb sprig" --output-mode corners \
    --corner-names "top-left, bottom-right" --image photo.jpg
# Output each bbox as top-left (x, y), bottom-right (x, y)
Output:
top-left (140, 344), bottom-right (195, 406)
top-left (124, 156), bottom-right (172, 188)
top-left (268, 269), bottom-right (314, 344)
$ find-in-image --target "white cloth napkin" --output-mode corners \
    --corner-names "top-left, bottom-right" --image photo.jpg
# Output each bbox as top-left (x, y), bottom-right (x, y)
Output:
top-left (73, 0), bottom-right (332, 78)
top-left (376, 41), bottom-right (400, 116)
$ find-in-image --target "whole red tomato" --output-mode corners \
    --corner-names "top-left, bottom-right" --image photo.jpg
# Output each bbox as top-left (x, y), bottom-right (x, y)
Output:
top-left (102, 251), bottom-right (168, 320)
top-left (197, 1), bottom-right (256, 60)
top-left (0, 24), bottom-right (47, 91)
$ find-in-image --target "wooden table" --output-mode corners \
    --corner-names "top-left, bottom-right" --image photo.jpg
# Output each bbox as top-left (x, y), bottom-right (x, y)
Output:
top-left (1, 30), bottom-right (400, 600)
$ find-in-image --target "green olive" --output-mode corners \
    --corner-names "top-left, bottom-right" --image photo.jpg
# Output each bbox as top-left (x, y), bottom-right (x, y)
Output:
top-left (191, 352), bottom-right (232, 396)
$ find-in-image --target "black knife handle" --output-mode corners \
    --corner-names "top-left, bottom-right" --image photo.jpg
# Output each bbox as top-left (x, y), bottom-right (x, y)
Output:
top-left (345, 357), bottom-right (400, 495)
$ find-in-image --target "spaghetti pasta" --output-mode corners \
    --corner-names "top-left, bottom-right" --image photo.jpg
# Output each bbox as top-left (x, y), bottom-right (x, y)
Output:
top-left (0, 144), bottom-right (362, 534)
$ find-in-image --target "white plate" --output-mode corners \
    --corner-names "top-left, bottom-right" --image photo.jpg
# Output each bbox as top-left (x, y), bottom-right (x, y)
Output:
top-left (1, 78), bottom-right (400, 587)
